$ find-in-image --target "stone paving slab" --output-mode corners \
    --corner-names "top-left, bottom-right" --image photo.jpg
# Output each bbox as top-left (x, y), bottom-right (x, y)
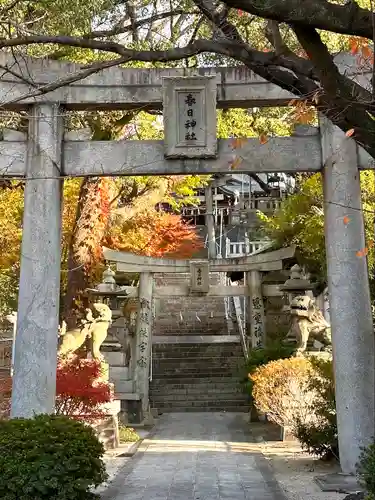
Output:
top-left (100, 413), bottom-right (288, 500)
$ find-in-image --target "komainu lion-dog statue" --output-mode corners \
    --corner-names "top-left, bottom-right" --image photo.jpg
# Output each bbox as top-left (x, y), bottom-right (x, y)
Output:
top-left (284, 295), bottom-right (331, 356)
top-left (58, 303), bottom-right (112, 361)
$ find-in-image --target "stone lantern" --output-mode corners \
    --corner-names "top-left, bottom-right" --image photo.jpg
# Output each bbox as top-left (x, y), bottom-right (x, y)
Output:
top-left (90, 265), bottom-right (128, 349)
top-left (279, 264), bottom-right (315, 311)
top-left (97, 265), bottom-right (117, 293)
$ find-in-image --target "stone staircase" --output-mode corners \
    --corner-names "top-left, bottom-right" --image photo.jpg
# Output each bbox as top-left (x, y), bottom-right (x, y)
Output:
top-left (150, 342), bottom-right (250, 413)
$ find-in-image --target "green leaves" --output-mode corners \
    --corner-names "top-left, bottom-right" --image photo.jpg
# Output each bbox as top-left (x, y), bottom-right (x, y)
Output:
top-left (0, 414), bottom-right (108, 499)
top-left (259, 173), bottom-right (375, 285)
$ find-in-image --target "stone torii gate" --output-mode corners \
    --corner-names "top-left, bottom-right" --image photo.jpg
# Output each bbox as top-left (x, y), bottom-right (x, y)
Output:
top-left (0, 51), bottom-right (374, 474)
top-left (99, 246), bottom-right (296, 421)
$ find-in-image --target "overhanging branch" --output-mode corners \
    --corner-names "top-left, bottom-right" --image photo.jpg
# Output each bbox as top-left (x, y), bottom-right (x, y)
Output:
top-left (222, 0), bottom-right (374, 40)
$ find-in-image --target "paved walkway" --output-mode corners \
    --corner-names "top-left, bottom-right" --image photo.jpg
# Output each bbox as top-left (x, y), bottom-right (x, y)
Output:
top-left (101, 413), bottom-right (287, 500)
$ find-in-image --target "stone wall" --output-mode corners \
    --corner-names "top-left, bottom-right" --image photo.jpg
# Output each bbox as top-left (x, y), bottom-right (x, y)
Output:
top-left (153, 272), bottom-right (229, 337)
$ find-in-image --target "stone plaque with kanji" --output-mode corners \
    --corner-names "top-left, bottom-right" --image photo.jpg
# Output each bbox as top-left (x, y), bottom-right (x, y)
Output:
top-left (190, 260), bottom-right (210, 293)
top-left (162, 75), bottom-right (217, 158)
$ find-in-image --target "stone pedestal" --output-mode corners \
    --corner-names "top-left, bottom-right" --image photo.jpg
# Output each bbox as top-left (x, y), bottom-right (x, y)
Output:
top-left (127, 400), bottom-right (144, 424)
top-left (93, 399), bottom-right (121, 450)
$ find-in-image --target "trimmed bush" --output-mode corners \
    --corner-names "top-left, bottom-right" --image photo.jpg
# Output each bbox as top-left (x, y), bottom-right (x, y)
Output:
top-left (0, 373), bottom-right (11, 419)
top-left (294, 356), bottom-right (338, 460)
top-left (358, 442), bottom-right (375, 499)
top-left (0, 414), bottom-right (108, 499)
top-left (241, 342), bottom-right (295, 395)
top-left (250, 357), bottom-right (314, 428)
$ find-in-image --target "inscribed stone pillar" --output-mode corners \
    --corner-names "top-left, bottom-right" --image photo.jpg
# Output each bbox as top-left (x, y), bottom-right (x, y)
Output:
top-left (205, 185), bottom-right (217, 259)
top-left (134, 272), bottom-right (153, 416)
top-left (321, 116), bottom-right (375, 474)
top-left (11, 104), bottom-right (63, 418)
top-left (247, 270), bottom-right (265, 348)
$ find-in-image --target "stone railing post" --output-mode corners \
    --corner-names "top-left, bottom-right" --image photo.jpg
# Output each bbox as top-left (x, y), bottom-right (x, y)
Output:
top-left (134, 272), bottom-right (153, 419)
top-left (321, 116), bottom-right (375, 474)
top-left (247, 270), bottom-right (265, 348)
top-left (205, 185), bottom-right (217, 259)
top-left (11, 104), bottom-right (63, 418)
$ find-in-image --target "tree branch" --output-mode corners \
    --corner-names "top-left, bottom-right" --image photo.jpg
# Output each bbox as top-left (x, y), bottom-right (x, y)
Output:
top-left (193, 0), bottom-right (244, 41)
top-left (84, 10), bottom-right (198, 39)
top-left (265, 21), bottom-right (290, 55)
top-left (293, 25), bottom-right (375, 154)
top-left (249, 173), bottom-right (271, 193)
top-left (222, 0), bottom-right (374, 39)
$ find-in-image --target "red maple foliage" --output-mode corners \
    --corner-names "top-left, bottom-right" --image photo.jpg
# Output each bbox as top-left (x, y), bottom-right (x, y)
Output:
top-left (0, 373), bottom-right (11, 419)
top-left (56, 355), bottom-right (113, 421)
top-left (0, 356), bottom-right (113, 421)
top-left (107, 211), bottom-right (203, 259)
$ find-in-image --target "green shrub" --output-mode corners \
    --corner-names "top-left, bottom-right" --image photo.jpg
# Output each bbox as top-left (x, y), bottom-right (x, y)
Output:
top-left (241, 342), bottom-right (295, 395)
top-left (357, 442), bottom-right (375, 499)
top-left (294, 356), bottom-right (338, 460)
top-left (119, 424), bottom-right (140, 442)
top-left (250, 357), bottom-right (314, 428)
top-left (0, 414), bottom-right (108, 500)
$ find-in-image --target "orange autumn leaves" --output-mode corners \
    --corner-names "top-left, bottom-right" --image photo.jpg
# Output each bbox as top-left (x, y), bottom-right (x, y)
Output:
top-left (106, 211), bottom-right (203, 259)
top-left (356, 240), bottom-right (374, 258)
top-left (343, 215), bottom-right (374, 257)
top-left (349, 36), bottom-right (373, 64)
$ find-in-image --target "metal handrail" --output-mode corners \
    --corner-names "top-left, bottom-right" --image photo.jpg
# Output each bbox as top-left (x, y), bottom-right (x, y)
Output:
top-left (232, 295), bottom-right (248, 360)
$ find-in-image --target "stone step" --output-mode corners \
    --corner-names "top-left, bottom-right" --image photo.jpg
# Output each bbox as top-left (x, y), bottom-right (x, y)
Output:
top-left (150, 388), bottom-right (245, 396)
top-left (152, 369), bottom-right (241, 377)
top-left (154, 406), bottom-right (250, 413)
top-left (152, 372), bottom-right (242, 380)
top-left (152, 373), bottom-right (242, 380)
top-left (153, 335), bottom-right (240, 344)
top-left (153, 352), bottom-right (243, 360)
top-left (150, 342), bottom-right (246, 413)
top-left (152, 362), bottom-right (243, 370)
top-left (150, 393), bottom-right (248, 402)
top-left (153, 341), bottom-right (241, 347)
top-left (152, 352), bottom-right (243, 359)
top-left (151, 399), bottom-right (249, 409)
top-left (153, 344), bottom-right (242, 352)
top-left (150, 376), bottom-right (239, 385)
top-left (152, 355), bottom-right (244, 362)
top-left (150, 382), bottom-right (243, 391)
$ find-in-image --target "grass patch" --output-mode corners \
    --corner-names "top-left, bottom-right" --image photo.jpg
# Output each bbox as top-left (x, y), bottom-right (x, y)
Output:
top-left (119, 424), bottom-right (140, 443)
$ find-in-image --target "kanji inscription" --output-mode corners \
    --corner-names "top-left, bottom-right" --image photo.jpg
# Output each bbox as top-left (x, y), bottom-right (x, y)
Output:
top-left (162, 75), bottom-right (217, 158)
top-left (190, 260), bottom-right (209, 293)
top-left (178, 91), bottom-right (201, 143)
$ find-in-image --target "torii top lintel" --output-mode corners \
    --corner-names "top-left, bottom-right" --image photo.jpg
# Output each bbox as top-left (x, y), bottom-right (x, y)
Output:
top-left (0, 52), bottom-right (370, 110)
top-left (102, 246), bottom-right (296, 273)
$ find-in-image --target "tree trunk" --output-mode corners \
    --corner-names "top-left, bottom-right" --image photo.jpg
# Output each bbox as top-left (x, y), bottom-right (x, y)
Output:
top-left (63, 177), bottom-right (113, 329)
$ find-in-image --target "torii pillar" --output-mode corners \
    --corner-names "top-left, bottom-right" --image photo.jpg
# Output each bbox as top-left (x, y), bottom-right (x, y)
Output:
top-left (133, 272), bottom-right (154, 422)
top-left (11, 104), bottom-right (63, 417)
top-left (321, 117), bottom-right (375, 475)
